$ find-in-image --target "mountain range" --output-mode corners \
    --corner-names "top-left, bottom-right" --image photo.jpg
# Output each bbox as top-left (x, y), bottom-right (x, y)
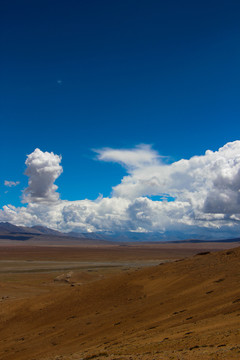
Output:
top-left (0, 222), bottom-right (240, 243)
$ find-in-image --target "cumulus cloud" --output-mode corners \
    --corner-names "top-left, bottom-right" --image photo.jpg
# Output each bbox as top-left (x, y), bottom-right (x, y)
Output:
top-left (107, 142), bottom-right (240, 217)
top-left (1, 141), bottom-right (240, 239)
top-left (23, 148), bottom-right (63, 203)
top-left (4, 180), bottom-right (20, 187)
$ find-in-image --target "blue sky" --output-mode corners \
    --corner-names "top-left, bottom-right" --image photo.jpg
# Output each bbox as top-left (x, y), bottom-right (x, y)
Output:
top-left (1, 1), bottom-right (240, 237)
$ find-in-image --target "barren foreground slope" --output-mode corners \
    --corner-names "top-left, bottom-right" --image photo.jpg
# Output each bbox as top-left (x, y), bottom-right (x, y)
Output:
top-left (0, 246), bottom-right (240, 360)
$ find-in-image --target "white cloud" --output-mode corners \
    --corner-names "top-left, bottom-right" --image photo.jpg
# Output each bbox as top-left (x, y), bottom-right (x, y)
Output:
top-left (23, 148), bottom-right (63, 203)
top-left (95, 144), bottom-right (161, 170)
top-left (107, 142), bottom-right (240, 217)
top-left (4, 180), bottom-right (20, 187)
top-left (1, 142), bottom-right (240, 239)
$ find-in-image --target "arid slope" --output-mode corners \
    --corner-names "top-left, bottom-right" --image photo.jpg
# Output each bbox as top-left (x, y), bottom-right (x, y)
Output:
top-left (0, 247), bottom-right (240, 359)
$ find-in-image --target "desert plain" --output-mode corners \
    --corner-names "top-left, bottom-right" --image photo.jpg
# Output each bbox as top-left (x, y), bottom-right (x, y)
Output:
top-left (0, 238), bottom-right (239, 360)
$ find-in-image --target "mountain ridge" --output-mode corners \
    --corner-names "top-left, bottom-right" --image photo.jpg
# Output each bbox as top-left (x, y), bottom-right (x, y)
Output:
top-left (0, 221), bottom-right (240, 243)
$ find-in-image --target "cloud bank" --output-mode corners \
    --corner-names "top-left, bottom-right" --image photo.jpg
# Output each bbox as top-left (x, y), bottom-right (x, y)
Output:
top-left (1, 141), bottom-right (240, 239)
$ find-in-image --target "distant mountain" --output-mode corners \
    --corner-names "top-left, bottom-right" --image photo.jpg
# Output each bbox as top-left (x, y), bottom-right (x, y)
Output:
top-left (67, 231), bottom-right (107, 240)
top-left (66, 231), bottom-right (167, 242)
top-left (0, 222), bottom-right (64, 236)
top-left (31, 225), bottom-right (63, 236)
top-left (0, 222), bottom-right (239, 243)
top-left (72, 230), bottom-right (240, 243)
top-left (0, 222), bottom-right (24, 234)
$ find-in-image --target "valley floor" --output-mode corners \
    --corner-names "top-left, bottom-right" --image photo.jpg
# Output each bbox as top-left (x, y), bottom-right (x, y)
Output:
top-left (0, 241), bottom-right (239, 359)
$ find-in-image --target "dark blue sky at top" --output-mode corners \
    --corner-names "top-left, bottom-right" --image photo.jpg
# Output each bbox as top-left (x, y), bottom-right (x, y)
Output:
top-left (1, 0), bottom-right (240, 206)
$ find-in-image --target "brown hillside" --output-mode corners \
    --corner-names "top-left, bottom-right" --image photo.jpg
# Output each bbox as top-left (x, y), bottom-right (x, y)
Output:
top-left (0, 247), bottom-right (240, 359)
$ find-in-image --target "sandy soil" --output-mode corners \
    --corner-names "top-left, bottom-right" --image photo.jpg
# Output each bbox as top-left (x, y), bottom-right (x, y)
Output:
top-left (0, 239), bottom-right (238, 261)
top-left (0, 241), bottom-right (239, 359)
